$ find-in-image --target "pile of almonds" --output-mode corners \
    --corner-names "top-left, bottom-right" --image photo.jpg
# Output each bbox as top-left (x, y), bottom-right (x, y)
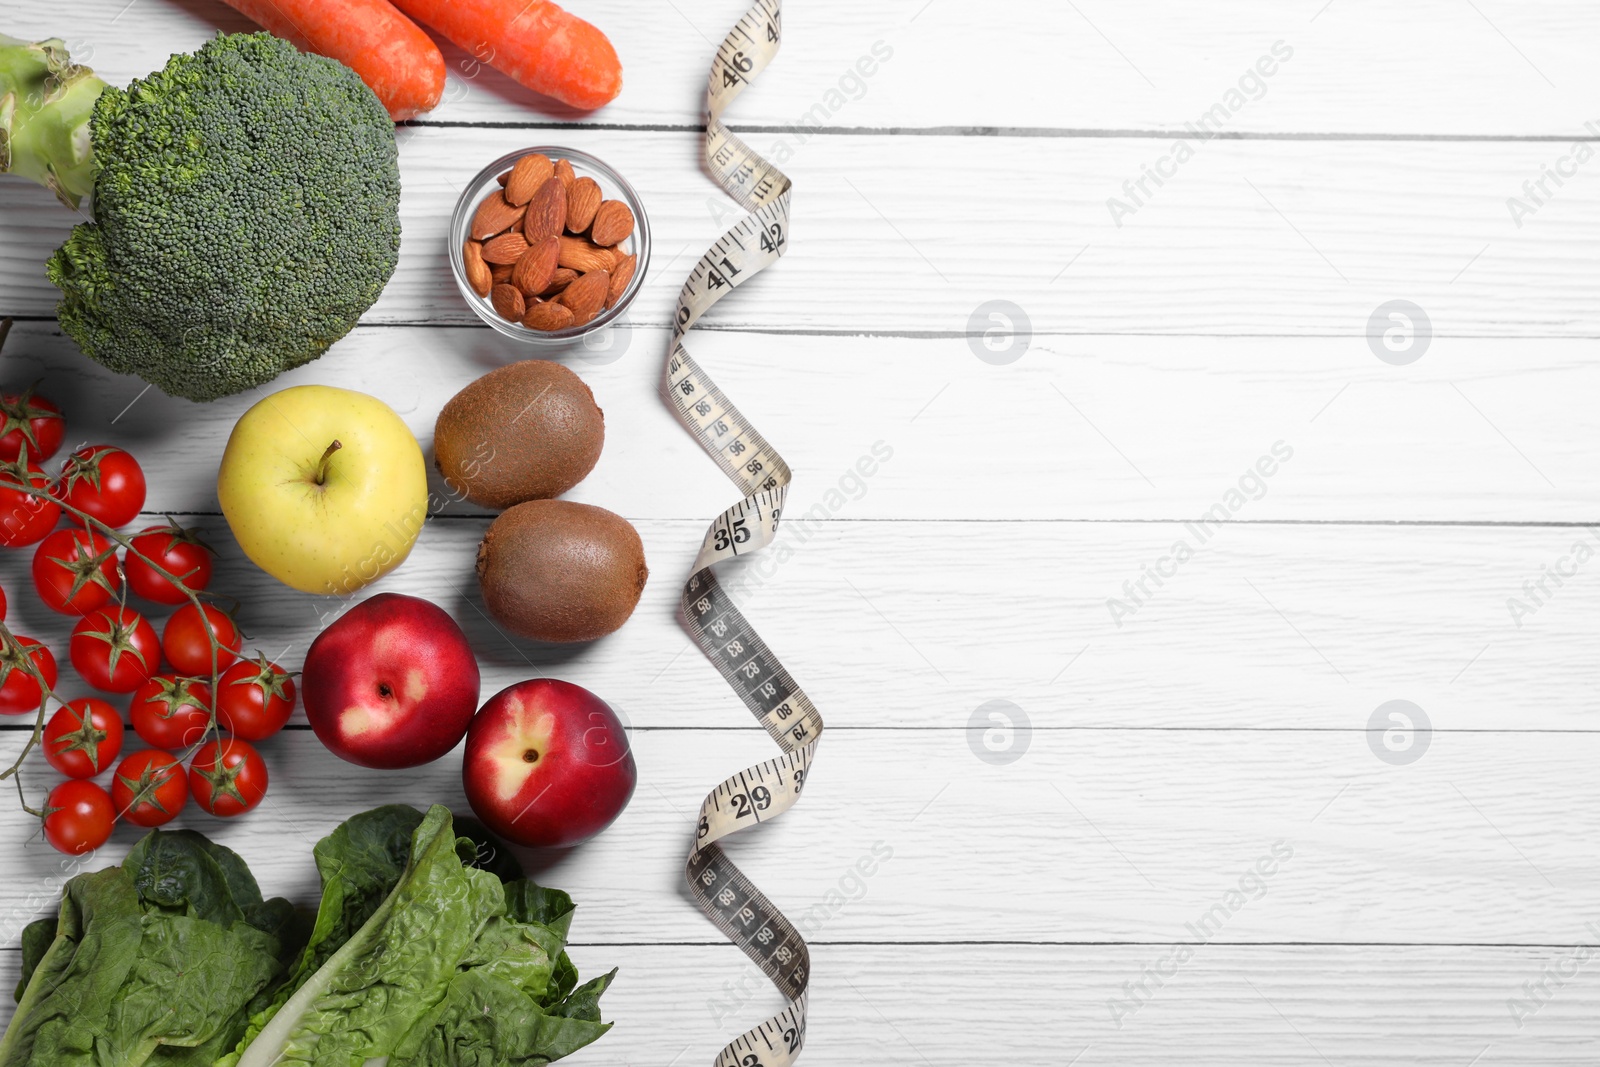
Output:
top-left (463, 153), bottom-right (639, 332)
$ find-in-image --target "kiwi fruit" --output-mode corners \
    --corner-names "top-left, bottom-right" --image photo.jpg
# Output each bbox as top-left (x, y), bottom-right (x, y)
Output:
top-left (434, 360), bottom-right (603, 509)
top-left (477, 499), bottom-right (648, 642)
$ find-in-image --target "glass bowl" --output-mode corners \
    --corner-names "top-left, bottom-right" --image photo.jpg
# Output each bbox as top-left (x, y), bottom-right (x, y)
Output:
top-left (448, 147), bottom-right (651, 345)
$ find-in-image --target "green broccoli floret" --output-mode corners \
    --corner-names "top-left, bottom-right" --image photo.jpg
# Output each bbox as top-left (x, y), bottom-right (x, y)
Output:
top-left (42, 33), bottom-right (400, 402)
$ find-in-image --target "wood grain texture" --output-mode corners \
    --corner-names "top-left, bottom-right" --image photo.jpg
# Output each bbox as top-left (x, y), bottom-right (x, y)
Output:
top-left (2, 131), bottom-right (1595, 333)
top-left (2, 322), bottom-right (1597, 523)
top-left (1, 0), bottom-right (1596, 1061)
top-left (7, 0), bottom-right (1595, 135)
top-left (0, 518), bottom-right (1592, 732)
top-left (2, 940), bottom-right (1596, 1063)
top-left (0, 729), bottom-right (1594, 948)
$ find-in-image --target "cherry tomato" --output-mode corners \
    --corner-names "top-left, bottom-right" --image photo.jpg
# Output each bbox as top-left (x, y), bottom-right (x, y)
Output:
top-left (42, 698), bottom-right (124, 778)
top-left (31, 528), bottom-right (120, 616)
top-left (0, 582), bottom-right (7, 619)
top-left (125, 523), bottom-right (214, 605)
top-left (188, 737), bottom-right (268, 817)
top-left (42, 779), bottom-right (114, 854)
top-left (216, 655), bottom-right (296, 742)
top-left (111, 749), bottom-right (189, 827)
top-left (0, 634), bottom-right (56, 715)
top-left (0, 459), bottom-right (61, 547)
top-left (129, 674), bottom-right (213, 751)
top-left (0, 386), bottom-right (64, 464)
top-left (162, 603), bottom-right (240, 676)
top-left (54, 445), bottom-right (146, 529)
top-left (70, 606), bottom-right (159, 693)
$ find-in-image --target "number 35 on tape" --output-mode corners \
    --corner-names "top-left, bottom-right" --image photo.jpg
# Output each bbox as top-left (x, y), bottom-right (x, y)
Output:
top-left (667, 2), bottom-right (821, 1066)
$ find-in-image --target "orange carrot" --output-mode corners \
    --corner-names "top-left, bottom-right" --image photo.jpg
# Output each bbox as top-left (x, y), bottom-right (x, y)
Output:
top-left (388, 0), bottom-right (622, 111)
top-left (216, 0), bottom-right (447, 120)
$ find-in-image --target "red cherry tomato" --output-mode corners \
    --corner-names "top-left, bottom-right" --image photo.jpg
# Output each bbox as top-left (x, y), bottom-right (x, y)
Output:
top-left (0, 459), bottom-right (61, 547)
top-left (0, 582), bottom-right (7, 619)
top-left (216, 655), bottom-right (296, 742)
top-left (125, 523), bottom-right (214, 605)
top-left (42, 779), bottom-right (114, 854)
top-left (31, 528), bottom-right (120, 616)
top-left (0, 634), bottom-right (56, 715)
top-left (0, 386), bottom-right (65, 464)
top-left (188, 737), bottom-right (268, 817)
top-left (70, 606), bottom-right (159, 694)
top-left (42, 697), bottom-right (124, 778)
top-left (129, 674), bottom-right (213, 751)
top-left (111, 749), bottom-right (189, 827)
top-left (54, 445), bottom-right (146, 529)
top-left (162, 603), bottom-right (240, 676)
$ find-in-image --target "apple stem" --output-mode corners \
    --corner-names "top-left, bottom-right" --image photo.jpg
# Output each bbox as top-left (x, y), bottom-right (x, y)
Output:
top-left (315, 440), bottom-right (343, 486)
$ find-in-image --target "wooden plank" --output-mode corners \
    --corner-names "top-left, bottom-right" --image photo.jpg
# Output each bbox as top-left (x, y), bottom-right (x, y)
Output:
top-left (0, 518), bottom-right (1594, 732)
top-left (3, 322), bottom-right (1597, 523)
top-left (2, 132), bottom-right (1595, 333)
top-left (6, 940), bottom-right (1600, 1063)
top-left (4, 941), bottom-right (1598, 1062)
top-left (2, 729), bottom-right (1596, 945)
top-left (7, 0), bottom-right (1595, 135)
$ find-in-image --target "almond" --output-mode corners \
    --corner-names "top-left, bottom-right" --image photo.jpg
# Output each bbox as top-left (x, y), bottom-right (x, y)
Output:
top-left (566, 177), bottom-right (603, 233)
top-left (463, 240), bottom-right (492, 297)
top-left (554, 157), bottom-right (576, 193)
top-left (471, 192), bottom-right (524, 240)
top-left (491, 283), bottom-right (526, 321)
top-left (522, 300), bottom-right (575, 332)
top-left (540, 268), bottom-right (579, 296)
top-left (481, 231), bottom-right (530, 265)
top-left (590, 200), bottom-right (635, 247)
top-left (504, 152), bottom-right (554, 206)
top-left (491, 262), bottom-right (513, 284)
top-left (523, 177), bottom-right (567, 243)
top-left (557, 269), bottom-right (609, 324)
top-left (557, 235), bottom-right (616, 273)
top-left (606, 252), bottom-right (637, 307)
top-left (496, 170), bottom-right (511, 187)
top-left (511, 237), bottom-right (560, 297)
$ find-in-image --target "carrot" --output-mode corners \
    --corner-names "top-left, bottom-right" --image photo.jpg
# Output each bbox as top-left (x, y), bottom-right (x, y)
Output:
top-left (216, 0), bottom-right (446, 120)
top-left (388, 0), bottom-right (622, 111)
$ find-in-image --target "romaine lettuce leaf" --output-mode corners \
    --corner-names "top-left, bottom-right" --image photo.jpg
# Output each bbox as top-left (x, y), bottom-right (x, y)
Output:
top-left (1, 832), bottom-right (293, 1067)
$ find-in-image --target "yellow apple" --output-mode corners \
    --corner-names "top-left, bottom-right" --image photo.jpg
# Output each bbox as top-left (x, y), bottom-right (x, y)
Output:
top-left (217, 385), bottom-right (428, 596)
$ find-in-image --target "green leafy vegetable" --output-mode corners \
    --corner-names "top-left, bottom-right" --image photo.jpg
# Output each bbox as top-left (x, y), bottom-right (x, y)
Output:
top-left (229, 805), bottom-right (612, 1067)
top-left (0, 832), bottom-right (297, 1067)
top-left (4, 806), bottom-right (613, 1067)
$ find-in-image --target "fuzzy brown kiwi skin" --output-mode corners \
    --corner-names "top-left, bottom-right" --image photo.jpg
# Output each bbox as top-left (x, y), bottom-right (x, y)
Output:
top-left (434, 360), bottom-right (604, 509)
top-left (477, 499), bottom-right (648, 643)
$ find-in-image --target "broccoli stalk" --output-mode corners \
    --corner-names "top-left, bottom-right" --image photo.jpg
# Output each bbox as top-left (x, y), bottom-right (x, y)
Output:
top-left (0, 34), bottom-right (106, 208)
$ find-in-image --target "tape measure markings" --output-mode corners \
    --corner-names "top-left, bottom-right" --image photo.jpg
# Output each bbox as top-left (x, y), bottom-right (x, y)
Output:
top-left (670, 2), bottom-right (819, 1065)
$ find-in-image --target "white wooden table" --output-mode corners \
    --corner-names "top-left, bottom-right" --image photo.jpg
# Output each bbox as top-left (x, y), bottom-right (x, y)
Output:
top-left (3, 1), bottom-right (1599, 1062)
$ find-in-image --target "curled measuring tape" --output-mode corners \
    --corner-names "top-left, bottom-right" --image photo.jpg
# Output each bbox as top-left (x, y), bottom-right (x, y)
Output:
top-left (668, 2), bottom-right (820, 1065)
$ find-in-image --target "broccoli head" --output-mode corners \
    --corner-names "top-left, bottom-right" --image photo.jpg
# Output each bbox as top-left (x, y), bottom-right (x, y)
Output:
top-left (45, 33), bottom-right (401, 402)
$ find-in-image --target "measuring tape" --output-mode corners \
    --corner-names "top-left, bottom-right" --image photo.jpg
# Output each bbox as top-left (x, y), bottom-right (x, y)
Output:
top-left (668, 3), bottom-right (819, 1066)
